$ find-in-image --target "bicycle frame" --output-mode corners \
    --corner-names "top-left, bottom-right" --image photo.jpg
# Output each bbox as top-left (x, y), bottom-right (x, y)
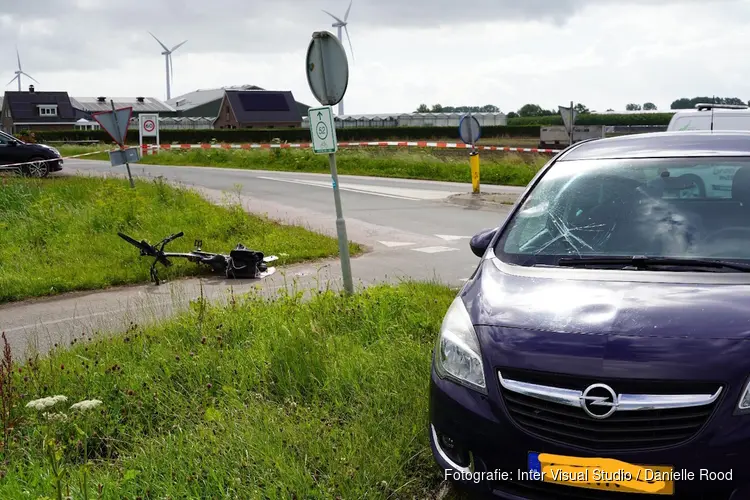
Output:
top-left (118, 232), bottom-right (278, 285)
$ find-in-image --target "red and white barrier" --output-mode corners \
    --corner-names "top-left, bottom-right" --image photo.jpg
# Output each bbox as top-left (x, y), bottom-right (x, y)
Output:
top-left (140, 141), bottom-right (562, 154)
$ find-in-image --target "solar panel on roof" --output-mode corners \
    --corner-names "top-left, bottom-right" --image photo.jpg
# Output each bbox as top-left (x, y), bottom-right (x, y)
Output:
top-left (238, 93), bottom-right (289, 112)
top-left (12, 106), bottom-right (34, 120)
top-left (7, 92), bottom-right (73, 118)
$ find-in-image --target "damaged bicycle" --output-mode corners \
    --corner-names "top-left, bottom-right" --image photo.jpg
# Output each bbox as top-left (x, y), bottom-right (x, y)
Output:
top-left (118, 231), bottom-right (278, 285)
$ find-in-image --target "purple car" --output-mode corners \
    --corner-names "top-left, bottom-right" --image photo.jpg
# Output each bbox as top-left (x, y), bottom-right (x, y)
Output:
top-left (430, 131), bottom-right (750, 499)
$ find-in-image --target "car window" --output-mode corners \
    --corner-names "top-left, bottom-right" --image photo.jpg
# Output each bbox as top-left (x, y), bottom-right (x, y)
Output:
top-left (495, 157), bottom-right (750, 266)
top-left (652, 164), bottom-right (739, 199)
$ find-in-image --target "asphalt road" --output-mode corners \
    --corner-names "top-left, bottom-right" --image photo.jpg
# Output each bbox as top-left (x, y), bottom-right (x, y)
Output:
top-left (72, 160), bottom-right (523, 239)
top-left (1, 160), bottom-right (523, 359)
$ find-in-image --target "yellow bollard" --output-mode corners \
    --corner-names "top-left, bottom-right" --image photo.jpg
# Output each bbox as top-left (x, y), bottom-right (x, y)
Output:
top-left (470, 151), bottom-right (480, 194)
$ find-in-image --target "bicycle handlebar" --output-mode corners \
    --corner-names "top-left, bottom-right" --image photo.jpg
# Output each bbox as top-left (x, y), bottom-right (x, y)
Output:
top-left (158, 231), bottom-right (184, 248)
top-left (166, 232), bottom-right (184, 243)
top-left (119, 231), bottom-right (185, 259)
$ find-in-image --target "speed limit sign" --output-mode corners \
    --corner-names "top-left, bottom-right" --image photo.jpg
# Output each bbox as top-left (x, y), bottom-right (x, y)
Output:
top-left (138, 113), bottom-right (159, 144)
top-left (139, 113), bottom-right (159, 153)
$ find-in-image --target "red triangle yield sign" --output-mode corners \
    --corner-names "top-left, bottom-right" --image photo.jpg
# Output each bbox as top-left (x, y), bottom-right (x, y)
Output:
top-left (92, 106), bottom-right (133, 146)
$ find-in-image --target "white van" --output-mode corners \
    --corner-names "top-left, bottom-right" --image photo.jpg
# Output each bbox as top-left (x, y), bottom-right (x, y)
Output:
top-left (667, 103), bottom-right (750, 132)
top-left (664, 104), bottom-right (750, 198)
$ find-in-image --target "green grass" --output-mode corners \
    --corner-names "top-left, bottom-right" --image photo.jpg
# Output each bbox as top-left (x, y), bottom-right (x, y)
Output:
top-left (0, 176), bottom-right (361, 304)
top-left (58, 145), bottom-right (547, 187)
top-left (56, 145), bottom-right (111, 162)
top-left (4, 281), bottom-right (461, 499)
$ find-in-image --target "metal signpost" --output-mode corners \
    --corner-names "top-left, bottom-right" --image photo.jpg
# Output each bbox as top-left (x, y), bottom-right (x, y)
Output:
top-left (459, 112), bottom-right (482, 194)
top-left (306, 30), bottom-right (354, 294)
top-left (92, 102), bottom-right (139, 188)
top-left (139, 113), bottom-right (160, 153)
top-left (569, 101), bottom-right (574, 145)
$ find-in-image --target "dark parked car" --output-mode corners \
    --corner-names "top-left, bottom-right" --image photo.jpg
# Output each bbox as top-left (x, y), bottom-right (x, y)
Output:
top-left (430, 131), bottom-right (750, 499)
top-left (0, 130), bottom-right (63, 177)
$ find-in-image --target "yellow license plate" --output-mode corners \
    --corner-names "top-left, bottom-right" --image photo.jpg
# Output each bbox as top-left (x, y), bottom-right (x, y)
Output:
top-left (528, 452), bottom-right (675, 495)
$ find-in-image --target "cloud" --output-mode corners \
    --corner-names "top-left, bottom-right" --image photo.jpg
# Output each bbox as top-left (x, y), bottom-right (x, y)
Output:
top-left (3, 0), bottom-right (736, 71)
top-left (1, 0), bottom-right (750, 115)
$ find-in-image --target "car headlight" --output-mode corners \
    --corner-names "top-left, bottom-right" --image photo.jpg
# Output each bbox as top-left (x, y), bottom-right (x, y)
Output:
top-left (738, 379), bottom-right (750, 413)
top-left (434, 296), bottom-right (486, 393)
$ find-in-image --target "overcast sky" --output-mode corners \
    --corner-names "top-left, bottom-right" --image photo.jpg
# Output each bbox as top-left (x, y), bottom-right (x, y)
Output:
top-left (1, 0), bottom-right (748, 114)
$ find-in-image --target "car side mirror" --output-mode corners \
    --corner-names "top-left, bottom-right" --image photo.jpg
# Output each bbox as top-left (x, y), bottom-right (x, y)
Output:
top-left (7, 141), bottom-right (17, 147)
top-left (470, 227), bottom-right (498, 258)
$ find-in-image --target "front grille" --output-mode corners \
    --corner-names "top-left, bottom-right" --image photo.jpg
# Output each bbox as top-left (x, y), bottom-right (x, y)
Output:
top-left (498, 368), bottom-right (722, 452)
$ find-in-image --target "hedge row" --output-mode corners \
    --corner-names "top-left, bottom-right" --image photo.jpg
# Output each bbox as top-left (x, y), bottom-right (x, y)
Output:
top-left (28, 125), bottom-right (542, 144)
top-left (507, 113), bottom-right (675, 127)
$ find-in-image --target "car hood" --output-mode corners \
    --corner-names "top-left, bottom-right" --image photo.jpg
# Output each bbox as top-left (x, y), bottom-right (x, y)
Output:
top-left (30, 143), bottom-right (60, 155)
top-left (463, 257), bottom-right (750, 341)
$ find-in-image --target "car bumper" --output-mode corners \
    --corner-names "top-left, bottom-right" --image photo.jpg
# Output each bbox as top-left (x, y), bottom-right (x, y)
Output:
top-left (49, 158), bottom-right (63, 171)
top-left (429, 367), bottom-right (749, 500)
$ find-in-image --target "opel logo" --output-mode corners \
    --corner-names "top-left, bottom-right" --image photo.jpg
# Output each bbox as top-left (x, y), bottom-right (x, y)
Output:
top-left (580, 383), bottom-right (618, 419)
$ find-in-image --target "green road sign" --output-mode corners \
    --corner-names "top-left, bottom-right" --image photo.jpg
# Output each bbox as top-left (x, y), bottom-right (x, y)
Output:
top-left (308, 106), bottom-right (337, 154)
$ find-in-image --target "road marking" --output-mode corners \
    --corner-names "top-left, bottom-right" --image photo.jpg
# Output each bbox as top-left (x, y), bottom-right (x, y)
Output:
top-left (256, 176), bottom-right (458, 201)
top-left (412, 246), bottom-right (460, 254)
top-left (435, 234), bottom-right (472, 241)
top-left (378, 241), bottom-right (416, 247)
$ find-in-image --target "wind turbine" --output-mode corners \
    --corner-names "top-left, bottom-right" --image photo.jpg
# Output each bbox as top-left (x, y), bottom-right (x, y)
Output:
top-left (148, 32), bottom-right (187, 101)
top-left (322, 0), bottom-right (354, 116)
top-left (6, 47), bottom-right (38, 92)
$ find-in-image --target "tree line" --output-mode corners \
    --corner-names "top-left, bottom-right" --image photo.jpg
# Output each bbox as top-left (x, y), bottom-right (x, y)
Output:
top-left (415, 104), bottom-right (500, 113)
top-left (415, 96), bottom-right (750, 116)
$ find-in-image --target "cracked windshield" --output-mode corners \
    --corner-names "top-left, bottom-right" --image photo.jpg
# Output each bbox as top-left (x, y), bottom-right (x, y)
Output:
top-left (2, 1), bottom-right (750, 499)
top-left (499, 158), bottom-right (750, 264)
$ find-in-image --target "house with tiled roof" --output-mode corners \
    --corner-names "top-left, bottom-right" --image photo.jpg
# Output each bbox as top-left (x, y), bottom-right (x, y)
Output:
top-left (168, 85), bottom-right (310, 124)
top-left (1, 85), bottom-right (78, 133)
top-left (213, 89), bottom-right (303, 129)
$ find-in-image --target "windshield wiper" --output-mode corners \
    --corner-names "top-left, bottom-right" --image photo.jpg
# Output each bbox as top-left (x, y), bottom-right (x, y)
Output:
top-left (556, 255), bottom-right (750, 273)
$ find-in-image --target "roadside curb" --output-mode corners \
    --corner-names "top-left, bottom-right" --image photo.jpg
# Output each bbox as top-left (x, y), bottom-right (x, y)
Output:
top-left (446, 192), bottom-right (520, 209)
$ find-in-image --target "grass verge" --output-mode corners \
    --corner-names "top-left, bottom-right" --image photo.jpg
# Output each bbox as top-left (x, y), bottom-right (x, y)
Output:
top-left (58, 145), bottom-right (547, 187)
top-left (3, 281), bottom-right (457, 499)
top-left (0, 176), bottom-right (360, 304)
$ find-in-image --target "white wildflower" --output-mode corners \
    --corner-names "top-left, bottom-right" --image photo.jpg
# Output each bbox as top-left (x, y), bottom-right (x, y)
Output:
top-left (43, 412), bottom-right (69, 422)
top-left (25, 395), bottom-right (68, 411)
top-left (69, 399), bottom-right (103, 412)
top-left (25, 399), bottom-right (49, 411)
